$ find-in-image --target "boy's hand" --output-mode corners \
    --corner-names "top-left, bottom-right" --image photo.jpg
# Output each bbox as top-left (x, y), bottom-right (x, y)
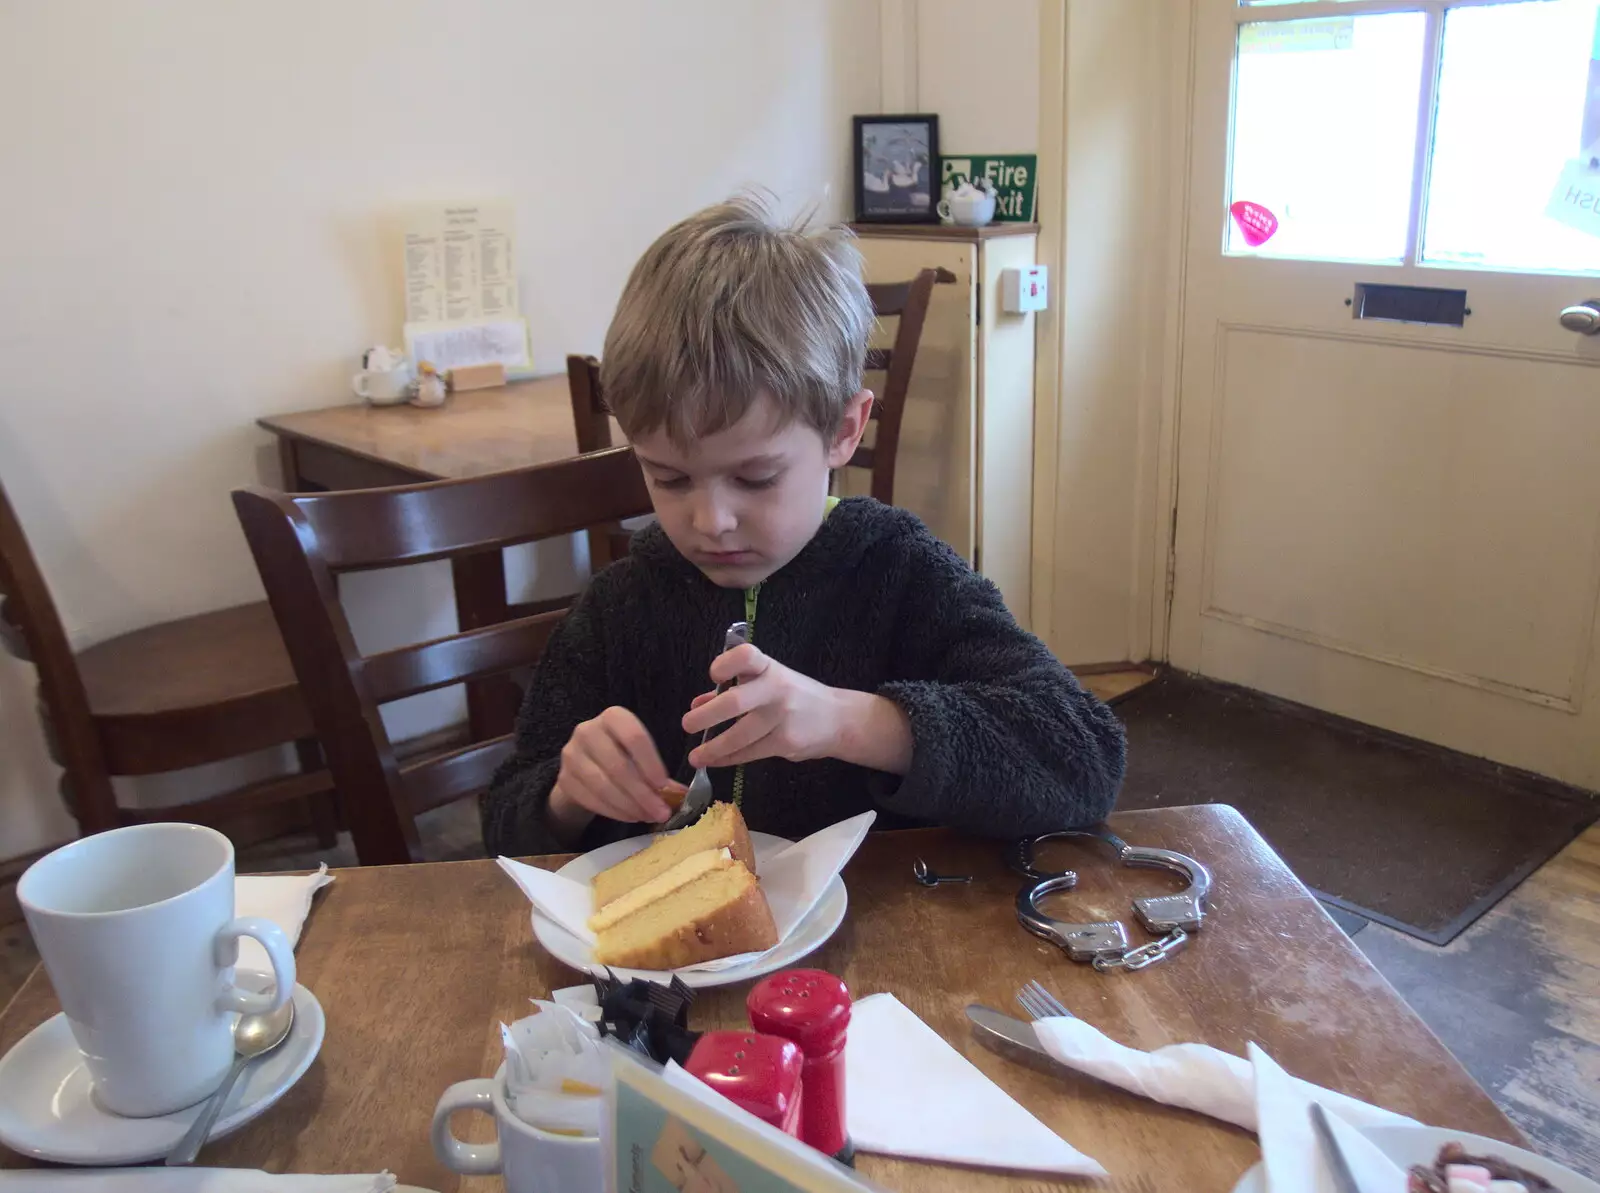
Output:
top-left (551, 707), bottom-right (676, 825)
top-left (682, 645), bottom-right (914, 775)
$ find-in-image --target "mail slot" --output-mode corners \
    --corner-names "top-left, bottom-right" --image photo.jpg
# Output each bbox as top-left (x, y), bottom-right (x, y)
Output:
top-left (1352, 283), bottom-right (1469, 327)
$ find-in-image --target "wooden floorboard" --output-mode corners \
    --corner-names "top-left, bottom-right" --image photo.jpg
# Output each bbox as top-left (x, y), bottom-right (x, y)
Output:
top-left (1357, 823), bottom-right (1600, 1179)
top-left (1081, 667), bottom-right (1158, 705)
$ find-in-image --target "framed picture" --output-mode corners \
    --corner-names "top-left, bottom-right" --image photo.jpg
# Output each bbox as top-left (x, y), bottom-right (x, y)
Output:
top-left (852, 114), bottom-right (940, 224)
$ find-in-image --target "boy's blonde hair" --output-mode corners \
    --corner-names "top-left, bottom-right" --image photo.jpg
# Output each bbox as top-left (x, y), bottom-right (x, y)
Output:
top-left (600, 193), bottom-right (874, 447)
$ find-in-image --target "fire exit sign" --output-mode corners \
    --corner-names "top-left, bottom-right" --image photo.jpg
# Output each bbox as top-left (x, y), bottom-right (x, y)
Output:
top-left (941, 154), bottom-right (1038, 223)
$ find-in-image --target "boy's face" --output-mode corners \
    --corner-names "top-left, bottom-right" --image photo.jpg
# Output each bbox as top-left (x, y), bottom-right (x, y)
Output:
top-left (631, 391), bottom-right (872, 589)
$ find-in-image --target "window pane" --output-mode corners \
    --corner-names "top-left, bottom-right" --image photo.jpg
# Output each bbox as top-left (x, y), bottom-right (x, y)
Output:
top-left (1422, 0), bottom-right (1600, 274)
top-left (1228, 13), bottom-right (1427, 261)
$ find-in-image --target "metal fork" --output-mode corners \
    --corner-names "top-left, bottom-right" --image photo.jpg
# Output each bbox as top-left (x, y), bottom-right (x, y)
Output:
top-left (1016, 979), bottom-right (1075, 1022)
top-left (661, 621), bottom-right (750, 831)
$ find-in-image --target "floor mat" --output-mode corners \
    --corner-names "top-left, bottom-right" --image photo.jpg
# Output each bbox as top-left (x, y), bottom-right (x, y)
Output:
top-left (1114, 673), bottom-right (1597, 944)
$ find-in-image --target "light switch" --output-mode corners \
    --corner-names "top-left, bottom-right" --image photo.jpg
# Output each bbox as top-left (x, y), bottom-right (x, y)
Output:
top-left (1000, 266), bottom-right (1048, 313)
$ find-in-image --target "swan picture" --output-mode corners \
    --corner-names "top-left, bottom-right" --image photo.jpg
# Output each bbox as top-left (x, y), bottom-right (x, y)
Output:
top-left (854, 115), bottom-right (939, 221)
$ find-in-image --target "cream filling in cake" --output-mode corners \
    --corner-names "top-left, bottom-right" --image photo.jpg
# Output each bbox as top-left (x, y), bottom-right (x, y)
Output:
top-left (587, 848), bottom-right (734, 933)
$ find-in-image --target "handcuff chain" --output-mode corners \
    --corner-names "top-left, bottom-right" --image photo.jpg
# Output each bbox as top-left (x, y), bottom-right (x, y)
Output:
top-left (1091, 927), bottom-right (1188, 972)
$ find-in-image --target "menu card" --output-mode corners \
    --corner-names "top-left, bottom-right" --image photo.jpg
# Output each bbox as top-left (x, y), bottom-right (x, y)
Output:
top-left (604, 1043), bottom-right (883, 1193)
top-left (403, 201), bottom-right (518, 323)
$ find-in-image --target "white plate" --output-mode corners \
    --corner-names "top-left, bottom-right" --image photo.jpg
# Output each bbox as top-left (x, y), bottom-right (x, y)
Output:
top-left (1231, 1124), bottom-right (1600, 1193)
top-left (531, 831), bottom-right (847, 989)
top-left (0, 976), bottom-right (325, 1166)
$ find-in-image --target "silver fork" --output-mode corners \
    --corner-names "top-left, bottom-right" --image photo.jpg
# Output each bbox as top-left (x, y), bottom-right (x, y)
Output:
top-left (1016, 979), bottom-right (1075, 1022)
top-left (661, 621), bottom-right (750, 831)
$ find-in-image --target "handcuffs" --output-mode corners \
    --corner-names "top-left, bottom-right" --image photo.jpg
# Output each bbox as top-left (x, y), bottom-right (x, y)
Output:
top-left (1010, 827), bottom-right (1212, 973)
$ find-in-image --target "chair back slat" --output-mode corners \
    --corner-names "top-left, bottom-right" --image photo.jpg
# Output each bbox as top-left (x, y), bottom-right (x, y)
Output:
top-left (566, 354), bottom-right (613, 454)
top-left (360, 611), bottom-right (565, 706)
top-left (233, 447), bottom-right (655, 865)
top-left (401, 735), bottom-right (515, 815)
top-left (850, 268), bottom-right (944, 501)
top-left (292, 448), bottom-right (650, 571)
top-left (865, 280), bottom-right (914, 312)
top-left (565, 354), bottom-right (632, 569)
top-left (0, 478), bottom-right (119, 828)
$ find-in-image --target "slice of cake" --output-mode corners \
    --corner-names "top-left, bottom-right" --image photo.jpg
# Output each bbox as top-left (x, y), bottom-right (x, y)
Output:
top-left (588, 802), bottom-right (777, 969)
top-left (591, 801), bottom-right (756, 911)
top-left (592, 859), bottom-right (777, 969)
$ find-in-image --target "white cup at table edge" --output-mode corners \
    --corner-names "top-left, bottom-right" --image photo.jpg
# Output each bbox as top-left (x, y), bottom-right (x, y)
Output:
top-left (18, 822), bottom-right (296, 1118)
top-left (432, 1062), bottom-right (601, 1193)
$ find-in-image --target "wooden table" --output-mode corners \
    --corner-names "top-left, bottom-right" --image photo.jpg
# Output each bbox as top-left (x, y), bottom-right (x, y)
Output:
top-left (260, 376), bottom-right (587, 492)
top-left (0, 807), bottom-right (1521, 1190)
top-left (259, 376), bottom-right (605, 737)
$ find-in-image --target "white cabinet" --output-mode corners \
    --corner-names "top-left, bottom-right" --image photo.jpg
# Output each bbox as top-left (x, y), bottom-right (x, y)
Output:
top-left (847, 223), bottom-right (1039, 628)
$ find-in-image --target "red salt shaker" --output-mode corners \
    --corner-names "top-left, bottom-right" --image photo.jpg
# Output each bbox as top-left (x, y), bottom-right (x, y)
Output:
top-left (684, 1030), bottom-right (804, 1137)
top-left (746, 969), bottom-right (853, 1164)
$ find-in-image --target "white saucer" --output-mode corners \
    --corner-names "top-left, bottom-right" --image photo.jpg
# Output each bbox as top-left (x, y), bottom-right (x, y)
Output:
top-left (532, 831), bottom-right (848, 989)
top-left (1231, 1124), bottom-right (1600, 1193)
top-left (0, 975), bottom-right (325, 1165)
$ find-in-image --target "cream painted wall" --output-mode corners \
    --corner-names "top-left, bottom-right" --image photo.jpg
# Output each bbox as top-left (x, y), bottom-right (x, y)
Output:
top-left (915, 0), bottom-right (1040, 152)
top-left (1034, 0), bottom-right (1183, 667)
top-left (0, 1), bottom-right (880, 859)
top-left (914, 0), bottom-right (1181, 669)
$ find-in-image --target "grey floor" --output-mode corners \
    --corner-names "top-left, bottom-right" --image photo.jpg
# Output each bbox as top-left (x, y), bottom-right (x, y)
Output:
top-left (3, 806), bottom-right (1597, 1181)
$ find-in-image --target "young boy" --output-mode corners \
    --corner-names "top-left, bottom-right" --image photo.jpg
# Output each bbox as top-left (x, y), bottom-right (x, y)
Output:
top-left (482, 194), bottom-right (1125, 857)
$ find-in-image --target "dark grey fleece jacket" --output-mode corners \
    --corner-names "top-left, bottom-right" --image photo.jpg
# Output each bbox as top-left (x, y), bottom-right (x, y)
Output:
top-left (481, 498), bottom-right (1126, 857)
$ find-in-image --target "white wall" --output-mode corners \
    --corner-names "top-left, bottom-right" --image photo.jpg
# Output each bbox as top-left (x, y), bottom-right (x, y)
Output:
top-left (0, 0), bottom-right (880, 859)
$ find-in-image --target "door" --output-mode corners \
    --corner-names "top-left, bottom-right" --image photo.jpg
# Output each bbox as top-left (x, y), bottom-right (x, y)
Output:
top-left (1171, 0), bottom-right (1600, 788)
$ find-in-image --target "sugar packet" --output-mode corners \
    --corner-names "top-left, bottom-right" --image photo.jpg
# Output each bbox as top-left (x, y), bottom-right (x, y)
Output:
top-left (501, 1000), bottom-right (610, 1137)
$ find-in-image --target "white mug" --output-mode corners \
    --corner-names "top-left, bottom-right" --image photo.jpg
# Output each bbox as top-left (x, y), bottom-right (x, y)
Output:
top-left (18, 822), bottom-right (296, 1118)
top-left (351, 362), bottom-right (414, 405)
top-left (432, 1064), bottom-right (602, 1193)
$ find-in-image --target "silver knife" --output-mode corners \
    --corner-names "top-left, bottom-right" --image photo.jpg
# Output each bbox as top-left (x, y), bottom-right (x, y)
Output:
top-left (1309, 1103), bottom-right (1365, 1193)
top-left (966, 1005), bottom-right (1068, 1075)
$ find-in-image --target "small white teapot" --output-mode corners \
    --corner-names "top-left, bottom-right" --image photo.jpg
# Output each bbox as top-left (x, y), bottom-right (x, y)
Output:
top-left (938, 180), bottom-right (997, 227)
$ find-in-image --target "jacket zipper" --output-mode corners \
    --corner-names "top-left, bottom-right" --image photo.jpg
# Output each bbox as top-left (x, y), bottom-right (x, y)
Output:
top-left (730, 583), bottom-right (759, 808)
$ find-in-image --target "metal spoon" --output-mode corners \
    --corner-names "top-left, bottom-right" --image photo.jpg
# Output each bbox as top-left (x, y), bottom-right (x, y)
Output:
top-left (913, 858), bottom-right (973, 887)
top-left (165, 997), bottom-right (296, 1165)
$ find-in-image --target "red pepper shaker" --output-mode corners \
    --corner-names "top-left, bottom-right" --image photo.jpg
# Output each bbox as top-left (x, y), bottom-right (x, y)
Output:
top-left (746, 969), bottom-right (853, 1164)
top-left (683, 1030), bottom-right (804, 1137)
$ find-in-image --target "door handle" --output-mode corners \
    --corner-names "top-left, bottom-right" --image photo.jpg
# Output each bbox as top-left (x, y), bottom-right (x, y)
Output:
top-left (1559, 300), bottom-right (1600, 334)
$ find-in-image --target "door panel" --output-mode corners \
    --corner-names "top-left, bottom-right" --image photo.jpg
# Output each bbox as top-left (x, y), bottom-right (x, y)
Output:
top-left (1202, 326), bottom-right (1600, 707)
top-left (1171, 0), bottom-right (1600, 788)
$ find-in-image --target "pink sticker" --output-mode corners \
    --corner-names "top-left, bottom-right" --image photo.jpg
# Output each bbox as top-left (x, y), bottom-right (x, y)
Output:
top-left (1230, 200), bottom-right (1279, 247)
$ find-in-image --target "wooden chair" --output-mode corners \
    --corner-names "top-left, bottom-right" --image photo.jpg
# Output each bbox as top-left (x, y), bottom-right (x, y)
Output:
top-left (0, 476), bottom-right (336, 848)
top-left (853, 267), bottom-right (949, 503)
top-left (565, 354), bottom-right (637, 570)
top-left (232, 448), bottom-right (655, 866)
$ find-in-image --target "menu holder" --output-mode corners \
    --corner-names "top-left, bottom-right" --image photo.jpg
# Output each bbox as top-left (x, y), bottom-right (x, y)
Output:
top-left (604, 1041), bottom-right (883, 1193)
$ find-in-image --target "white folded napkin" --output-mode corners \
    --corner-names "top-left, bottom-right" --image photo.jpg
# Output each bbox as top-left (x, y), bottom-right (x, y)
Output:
top-left (234, 865), bottom-right (333, 974)
top-left (1029, 1014), bottom-right (1417, 1134)
top-left (0, 1171), bottom-right (393, 1192)
top-left (497, 811), bottom-right (874, 975)
top-left (1252, 1043), bottom-right (1408, 1193)
top-left (845, 993), bottom-right (1106, 1178)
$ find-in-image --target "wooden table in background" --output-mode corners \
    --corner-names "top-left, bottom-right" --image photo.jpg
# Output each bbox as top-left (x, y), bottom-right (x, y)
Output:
top-left (259, 376), bottom-right (601, 737)
top-left (0, 807), bottom-right (1521, 1190)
